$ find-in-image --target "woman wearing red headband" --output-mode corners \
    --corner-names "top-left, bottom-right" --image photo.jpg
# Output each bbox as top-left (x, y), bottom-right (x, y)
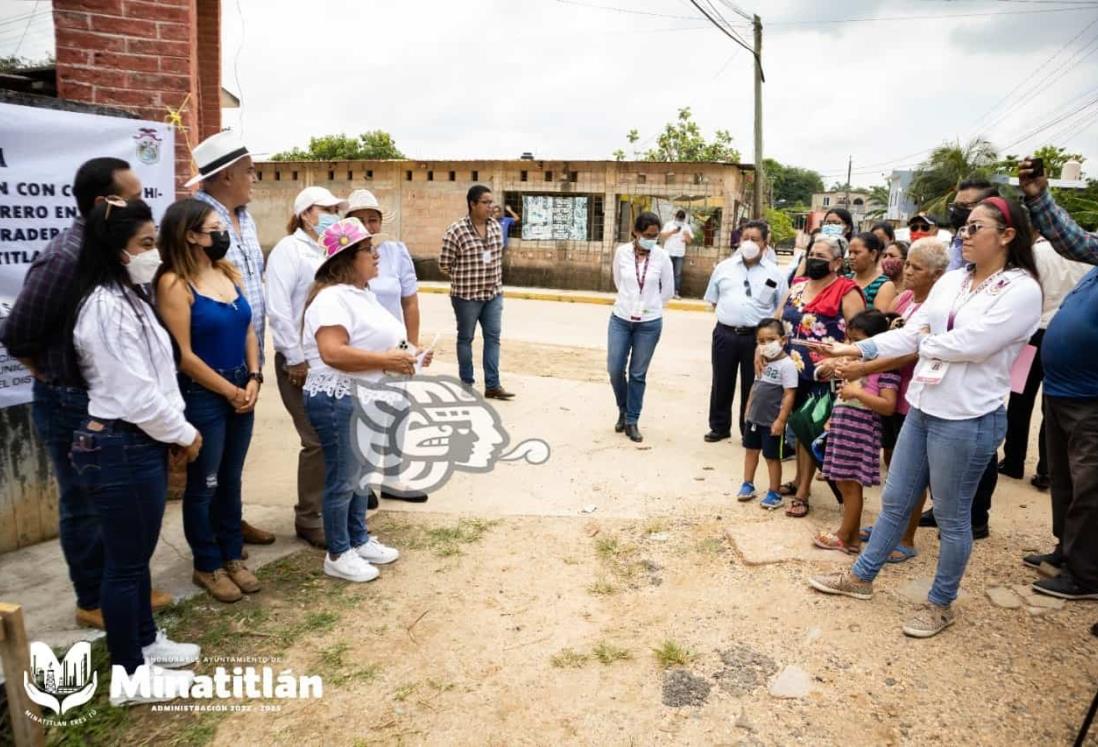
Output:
top-left (805, 196), bottom-right (1041, 639)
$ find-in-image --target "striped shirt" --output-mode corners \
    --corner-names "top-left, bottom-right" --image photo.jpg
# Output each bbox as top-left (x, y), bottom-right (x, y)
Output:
top-left (193, 191), bottom-right (266, 362)
top-left (439, 216), bottom-right (503, 301)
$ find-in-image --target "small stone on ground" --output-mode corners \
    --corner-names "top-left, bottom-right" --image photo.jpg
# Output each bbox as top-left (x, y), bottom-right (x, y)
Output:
top-left (662, 668), bottom-right (712, 707)
top-left (987, 586), bottom-right (1024, 609)
top-left (768, 665), bottom-right (813, 699)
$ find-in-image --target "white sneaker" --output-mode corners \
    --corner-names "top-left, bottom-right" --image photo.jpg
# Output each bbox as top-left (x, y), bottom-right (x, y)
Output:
top-left (109, 662), bottom-right (195, 707)
top-left (141, 629), bottom-right (200, 668)
top-left (356, 537), bottom-right (399, 565)
top-left (324, 551), bottom-right (379, 582)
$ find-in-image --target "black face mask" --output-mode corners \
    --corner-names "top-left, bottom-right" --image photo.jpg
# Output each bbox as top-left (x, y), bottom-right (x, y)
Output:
top-left (949, 204), bottom-right (971, 230)
top-left (805, 257), bottom-right (832, 280)
top-left (204, 230), bottom-right (231, 262)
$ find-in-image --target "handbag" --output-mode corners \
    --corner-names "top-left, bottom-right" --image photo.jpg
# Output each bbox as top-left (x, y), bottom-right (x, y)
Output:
top-left (788, 387), bottom-right (835, 449)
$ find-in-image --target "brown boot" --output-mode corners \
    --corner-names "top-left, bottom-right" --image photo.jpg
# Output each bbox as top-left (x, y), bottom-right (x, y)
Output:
top-left (75, 607), bottom-right (104, 629)
top-left (150, 589), bottom-right (174, 611)
top-left (241, 520), bottom-right (275, 545)
top-left (223, 560), bottom-right (261, 594)
top-left (295, 525), bottom-right (326, 549)
top-left (193, 569), bottom-right (243, 603)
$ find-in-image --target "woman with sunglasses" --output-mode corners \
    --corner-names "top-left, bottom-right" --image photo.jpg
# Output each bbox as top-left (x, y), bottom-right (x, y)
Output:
top-left (66, 197), bottom-right (203, 704)
top-left (808, 197), bottom-right (1041, 638)
top-left (157, 198), bottom-right (262, 604)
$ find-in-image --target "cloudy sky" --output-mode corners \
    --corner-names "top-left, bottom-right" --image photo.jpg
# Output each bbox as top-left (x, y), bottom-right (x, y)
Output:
top-left (5, 0), bottom-right (1098, 187)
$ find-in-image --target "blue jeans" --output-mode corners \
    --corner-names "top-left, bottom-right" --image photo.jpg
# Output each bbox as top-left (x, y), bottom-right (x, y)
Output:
top-left (451, 293), bottom-right (503, 389)
top-left (70, 420), bottom-right (166, 673)
top-left (31, 381), bottom-right (102, 611)
top-left (180, 367), bottom-right (254, 572)
top-left (670, 256), bottom-right (684, 295)
top-left (304, 390), bottom-right (369, 556)
top-left (853, 406), bottom-right (1007, 606)
top-left (607, 314), bottom-right (663, 426)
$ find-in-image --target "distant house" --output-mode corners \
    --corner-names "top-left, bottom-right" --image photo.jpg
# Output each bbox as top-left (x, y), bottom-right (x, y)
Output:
top-left (809, 190), bottom-right (883, 232)
top-left (887, 170), bottom-right (918, 224)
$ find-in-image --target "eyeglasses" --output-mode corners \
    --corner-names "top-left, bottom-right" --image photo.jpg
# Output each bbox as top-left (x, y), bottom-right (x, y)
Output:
top-left (743, 279), bottom-right (751, 297)
top-left (909, 223), bottom-right (931, 232)
top-left (948, 201), bottom-right (978, 211)
top-left (959, 222), bottom-right (1000, 238)
top-left (103, 195), bottom-right (126, 219)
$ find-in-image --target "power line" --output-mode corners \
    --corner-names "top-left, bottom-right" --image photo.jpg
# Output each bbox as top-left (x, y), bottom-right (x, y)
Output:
top-left (12, 0), bottom-right (41, 56)
top-left (999, 88), bottom-right (1098, 149)
top-left (686, 0), bottom-right (758, 62)
top-left (552, 0), bottom-right (700, 21)
top-left (767, 5), bottom-right (1098, 25)
top-left (699, 0), bottom-right (751, 46)
top-left (714, 0), bottom-right (755, 22)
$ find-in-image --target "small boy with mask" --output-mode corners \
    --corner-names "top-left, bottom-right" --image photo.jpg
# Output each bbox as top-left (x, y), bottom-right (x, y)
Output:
top-left (739, 318), bottom-right (799, 509)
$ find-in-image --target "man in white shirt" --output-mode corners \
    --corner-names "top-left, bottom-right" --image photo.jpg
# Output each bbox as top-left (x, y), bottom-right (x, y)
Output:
top-left (660, 209), bottom-right (693, 298)
top-left (702, 220), bottom-right (788, 442)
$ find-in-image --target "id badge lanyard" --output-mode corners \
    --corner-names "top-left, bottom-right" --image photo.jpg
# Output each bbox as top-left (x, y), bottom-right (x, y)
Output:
top-left (631, 252), bottom-right (651, 320)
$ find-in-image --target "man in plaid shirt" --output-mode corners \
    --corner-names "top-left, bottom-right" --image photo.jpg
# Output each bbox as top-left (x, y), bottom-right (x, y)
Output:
top-left (1018, 157), bottom-right (1098, 602)
top-left (440, 185), bottom-right (514, 400)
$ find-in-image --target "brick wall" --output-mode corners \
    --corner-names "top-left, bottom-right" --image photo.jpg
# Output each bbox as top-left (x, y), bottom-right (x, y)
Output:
top-left (53, 0), bottom-right (223, 196)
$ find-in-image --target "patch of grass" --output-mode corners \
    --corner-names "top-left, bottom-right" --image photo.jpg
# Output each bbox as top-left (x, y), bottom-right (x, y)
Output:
top-left (562, 556), bottom-right (582, 565)
top-left (426, 678), bottom-right (455, 693)
top-left (643, 519), bottom-right (669, 535)
top-left (587, 578), bottom-right (617, 596)
top-left (393, 682), bottom-right (420, 702)
top-left (695, 537), bottom-right (725, 555)
top-left (592, 641), bottom-right (633, 664)
top-left (652, 639), bottom-right (695, 669)
top-left (595, 536), bottom-right (623, 560)
top-left (424, 518), bottom-right (499, 556)
top-left (550, 647), bottom-right (590, 668)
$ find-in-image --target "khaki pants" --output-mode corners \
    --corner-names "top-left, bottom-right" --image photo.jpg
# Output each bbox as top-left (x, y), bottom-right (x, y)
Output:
top-left (275, 352), bottom-right (325, 530)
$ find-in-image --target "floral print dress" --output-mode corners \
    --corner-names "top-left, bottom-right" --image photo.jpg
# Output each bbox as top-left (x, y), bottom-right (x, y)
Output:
top-left (780, 278), bottom-right (860, 388)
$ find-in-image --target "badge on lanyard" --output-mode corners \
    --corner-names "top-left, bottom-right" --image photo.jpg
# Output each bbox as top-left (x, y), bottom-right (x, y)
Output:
top-left (913, 357), bottom-right (949, 385)
top-left (482, 249), bottom-right (493, 264)
top-left (631, 252), bottom-right (651, 321)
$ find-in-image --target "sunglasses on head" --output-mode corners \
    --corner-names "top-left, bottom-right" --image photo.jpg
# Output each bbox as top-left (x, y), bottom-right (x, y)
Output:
top-left (102, 195), bottom-right (127, 220)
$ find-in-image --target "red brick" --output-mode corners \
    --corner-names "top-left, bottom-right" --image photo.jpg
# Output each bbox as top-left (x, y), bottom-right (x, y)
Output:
top-left (55, 46), bottom-right (91, 66)
top-left (90, 13), bottom-right (155, 37)
top-left (157, 21), bottom-right (190, 41)
top-left (53, 10), bottom-right (90, 30)
top-left (127, 37), bottom-right (189, 57)
top-left (61, 0), bottom-right (124, 14)
top-left (123, 0), bottom-right (190, 23)
top-left (91, 51), bottom-right (159, 72)
top-left (56, 29), bottom-right (127, 52)
top-left (57, 64), bottom-right (108, 86)
top-left (158, 55), bottom-right (192, 75)
top-left (58, 79), bottom-right (95, 102)
top-left (128, 72), bottom-right (190, 93)
top-left (95, 86), bottom-right (160, 107)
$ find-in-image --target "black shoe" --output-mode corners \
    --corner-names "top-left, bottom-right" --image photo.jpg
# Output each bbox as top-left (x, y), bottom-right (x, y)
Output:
top-left (1032, 572), bottom-right (1098, 601)
top-left (624, 424), bottom-right (643, 443)
top-left (1031, 473), bottom-right (1050, 491)
top-left (918, 509), bottom-right (937, 528)
top-left (367, 490), bottom-right (379, 510)
top-left (972, 524), bottom-right (989, 540)
top-left (380, 489), bottom-right (429, 503)
top-left (997, 459), bottom-right (1024, 479)
top-left (704, 431), bottom-right (730, 443)
top-left (1023, 548), bottom-right (1063, 569)
top-left (615, 413), bottom-right (625, 433)
top-left (484, 386), bottom-right (515, 400)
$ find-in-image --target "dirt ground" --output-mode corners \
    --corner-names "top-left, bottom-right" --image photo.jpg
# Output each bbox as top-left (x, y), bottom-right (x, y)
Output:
top-left (124, 294), bottom-right (1098, 745)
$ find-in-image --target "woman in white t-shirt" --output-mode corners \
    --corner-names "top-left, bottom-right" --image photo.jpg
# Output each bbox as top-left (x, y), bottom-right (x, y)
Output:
top-left (608, 211), bottom-right (675, 443)
top-left (302, 218), bottom-right (422, 583)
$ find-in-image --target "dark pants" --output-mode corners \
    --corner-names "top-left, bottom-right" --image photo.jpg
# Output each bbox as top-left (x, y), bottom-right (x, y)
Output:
top-left (180, 367), bottom-right (254, 573)
top-left (670, 256), bottom-right (684, 296)
top-left (708, 323), bottom-right (756, 437)
top-left (1002, 329), bottom-right (1044, 473)
top-left (1044, 395), bottom-right (1098, 589)
top-left (70, 420), bottom-right (166, 673)
top-left (30, 380), bottom-right (103, 611)
top-left (275, 352), bottom-right (325, 530)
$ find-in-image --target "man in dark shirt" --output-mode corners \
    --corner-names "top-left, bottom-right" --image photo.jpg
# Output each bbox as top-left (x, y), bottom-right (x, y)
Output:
top-left (0, 157), bottom-right (171, 629)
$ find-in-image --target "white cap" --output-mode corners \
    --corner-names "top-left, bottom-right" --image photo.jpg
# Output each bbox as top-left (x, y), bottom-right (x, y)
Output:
top-left (185, 129), bottom-right (250, 188)
top-left (293, 186), bottom-right (348, 216)
top-left (344, 188), bottom-right (382, 217)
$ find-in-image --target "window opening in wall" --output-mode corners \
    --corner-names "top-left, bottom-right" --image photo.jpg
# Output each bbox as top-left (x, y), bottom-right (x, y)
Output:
top-left (544, 171), bottom-right (553, 181)
top-left (257, 171), bottom-right (263, 181)
top-left (328, 170), bottom-right (335, 181)
top-left (292, 171), bottom-right (298, 181)
top-left (471, 170), bottom-right (479, 181)
top-left (449, 171), bottom-right (456, 181)
top-left (405, 171), bottom-right (413, 181)
top-left (347, 170), bottom-right (353, 181)
top-left (427, 170), bottom-right (434, 181)
top-left (569, 171), bottom-right (578, 182)
top-left (637, 174), bottom-right (646, 184)
top-left (520, 170), bottom-right (528, 182)
top-left (274, 171), bottom-right (281, 181)
top-left (366, 170), bottom-right (374, 180)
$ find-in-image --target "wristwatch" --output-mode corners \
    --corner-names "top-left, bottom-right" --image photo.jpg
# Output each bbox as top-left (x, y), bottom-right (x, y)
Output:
top-left (248, 371), bottom-right (264, 384)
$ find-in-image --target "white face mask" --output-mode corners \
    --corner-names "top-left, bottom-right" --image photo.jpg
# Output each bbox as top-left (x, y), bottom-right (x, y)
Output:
top-left (740, 240), bottom-right (761, 261)
top-left (758, 340), bottom-right (783, 360)
top-left (124, 248), bottom-right (162, 285)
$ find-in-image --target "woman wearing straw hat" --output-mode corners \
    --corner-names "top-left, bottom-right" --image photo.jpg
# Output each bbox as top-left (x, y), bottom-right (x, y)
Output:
top-left (302, 217), bottom-right (428, 582)
top-left (266, 186), bottom-right (348, 548)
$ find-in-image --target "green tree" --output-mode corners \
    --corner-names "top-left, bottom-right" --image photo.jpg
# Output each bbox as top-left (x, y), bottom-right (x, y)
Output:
top-left (763, 158), bottom-right (825, 207)
top-left (1053, 179), bottom-right (1098, 231)
top-left (765, 207), bottom-right (795, 245)
top-left (865, 184), bottom-right (890, 220)
top-left (997, 145), bottom-right (1085, 179)
top-left (614, 108), bottom-right (740, 163)
top-left (271, 130), bottom-right (405, 161)
top-left (909, 137), bottom-right (998, 215)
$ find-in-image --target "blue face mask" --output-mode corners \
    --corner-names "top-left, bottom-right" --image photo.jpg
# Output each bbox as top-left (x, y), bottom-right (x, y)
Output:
top-left (314, 212), bottom-right (339, 235)
top-left (637, 237), bottom-right (659, 251)
top-left (820, 223), bottom-right (844, 238)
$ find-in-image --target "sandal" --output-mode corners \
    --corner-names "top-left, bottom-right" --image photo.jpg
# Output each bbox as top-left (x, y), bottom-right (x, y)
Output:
top-left (886, 545), bottom-right (918, 564)
top-left (813, 530), bottom-right (858, 555)
top-left (859, 525), bottom-right (874, 543)
top-left (785, 498), bottom-right (810, 518)
top-left (778, 481), bottom-right (798, 497)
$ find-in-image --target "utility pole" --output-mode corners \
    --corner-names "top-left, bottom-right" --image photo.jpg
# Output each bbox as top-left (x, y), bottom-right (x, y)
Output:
top-left (752, 14), bottom-right (764, 219)
top-left (845, 155), bottom-right (852, 210)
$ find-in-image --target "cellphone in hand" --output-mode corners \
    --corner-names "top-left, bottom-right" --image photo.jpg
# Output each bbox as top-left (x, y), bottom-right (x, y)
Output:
top-left (1028, 157), bottom-right (1045, 178)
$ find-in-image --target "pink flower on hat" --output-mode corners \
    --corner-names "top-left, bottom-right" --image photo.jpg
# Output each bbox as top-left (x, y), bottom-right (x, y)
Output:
top-left (320, 217), bottom-right (370, 259)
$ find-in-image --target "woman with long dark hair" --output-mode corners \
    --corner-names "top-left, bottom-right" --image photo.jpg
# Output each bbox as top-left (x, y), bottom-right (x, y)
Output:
top-left (157, 198), bottom-right (262, 604)
top-left (808, 196), bottom-right (1041, 638)
top-left (847, 231), bottom-right (897, 310)
top-left (66, 197), bottom-right (202, 705)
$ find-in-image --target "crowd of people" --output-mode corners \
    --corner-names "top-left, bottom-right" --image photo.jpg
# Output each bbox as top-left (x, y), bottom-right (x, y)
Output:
top-left (4, 126), bottom-right (1096, 704)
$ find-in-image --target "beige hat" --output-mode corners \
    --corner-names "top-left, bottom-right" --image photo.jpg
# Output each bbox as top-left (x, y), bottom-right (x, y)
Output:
top-left (345, 189), bottom-right (382, 217)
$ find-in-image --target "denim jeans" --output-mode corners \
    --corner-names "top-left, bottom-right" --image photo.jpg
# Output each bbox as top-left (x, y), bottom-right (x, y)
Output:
top-left (607, 314), bottom-right (663, 425)
top-left (670, 256), bottom-right (684, 296)
top-left (853, 406), bottom-right (1007, 606)
top-left (451, 293), bottom-right (503, 389)
top-left (31, 380), bottom-right (103, 610)
top-left (70, 420), bottom-right (167, 673)
top-left (304, 390), bottom-right (369, 556)
top-left (180, 367), bottom-right (254, 573)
